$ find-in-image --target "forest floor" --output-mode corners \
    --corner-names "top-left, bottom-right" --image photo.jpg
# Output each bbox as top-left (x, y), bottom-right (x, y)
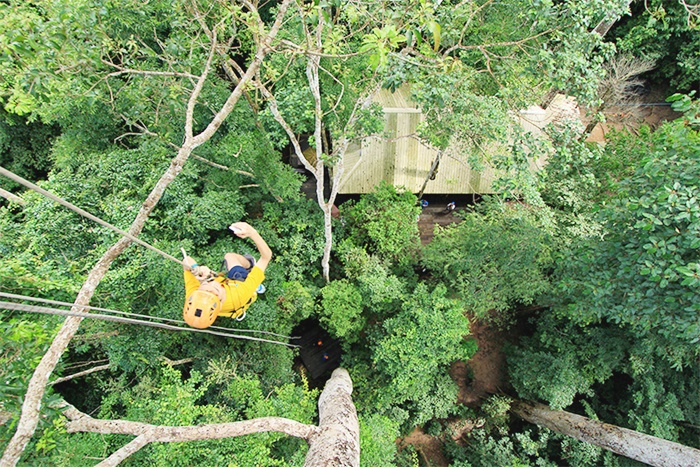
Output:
top-left (584, 88), bottom-right (680, 143)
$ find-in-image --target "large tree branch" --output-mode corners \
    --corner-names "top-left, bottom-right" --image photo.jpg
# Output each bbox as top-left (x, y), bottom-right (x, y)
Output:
top-left (303, 368), bottom-right (359, 467)
top-left (0, 4), bottom-right (293, 465)
top-left (0, 187), bottom-right (25, 205)
top-left (64, 408), bottom-right (317, 442)
top-left (98, 434), bottom-right (152, 467)
top-left (512, 401), bottom-right (700, 467)
top-left (62, 370), bottom-right (358, 467)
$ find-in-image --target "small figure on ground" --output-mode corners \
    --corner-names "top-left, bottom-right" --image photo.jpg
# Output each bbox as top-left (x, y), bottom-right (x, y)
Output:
top-left (421, 199), bottom-right (429, 209)
top-left (446, 201), bottom-right (456, 213)
top-left (182, 222), bottom-right (272, 329)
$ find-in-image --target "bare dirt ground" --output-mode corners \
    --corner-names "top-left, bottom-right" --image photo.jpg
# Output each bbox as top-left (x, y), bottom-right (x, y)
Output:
top-left (454, 315), bottom-right (506, 405)
top-left (399, 427), bottom-right (451, 467)
top-left (585, 89), bottom-right (680, 143)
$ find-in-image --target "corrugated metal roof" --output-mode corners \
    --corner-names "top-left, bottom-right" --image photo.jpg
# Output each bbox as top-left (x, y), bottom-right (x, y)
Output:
top-left (335, 88), bottom-right (574, 194)
top-left (337, 86), bottom-right (497, 194)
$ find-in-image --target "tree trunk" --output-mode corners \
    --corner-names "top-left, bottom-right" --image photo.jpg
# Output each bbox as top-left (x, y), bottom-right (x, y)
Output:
top-left (304, 368), bottom-right (360, 467)
top-left (321, 203), bottom-right (333, 282)
top-left (540, 89), bottom-right (559, 109)
top-left (417, 149), bottom-right (443, 199)
top-left (59, 368), bottom-right (359, 465)
top-left (512, 401), bottom-right (700, 467)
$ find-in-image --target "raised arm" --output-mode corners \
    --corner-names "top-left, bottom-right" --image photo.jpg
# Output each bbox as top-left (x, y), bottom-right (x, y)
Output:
top-left (229, 222), bottom-right (273, 272)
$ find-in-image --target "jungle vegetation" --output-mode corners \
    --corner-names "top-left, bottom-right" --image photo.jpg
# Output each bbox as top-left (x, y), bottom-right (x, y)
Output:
top-left (1, 0), bottom-right (698, 465)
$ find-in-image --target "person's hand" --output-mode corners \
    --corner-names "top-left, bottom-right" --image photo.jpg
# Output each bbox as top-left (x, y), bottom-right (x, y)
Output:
top-left (193, 265), bottom-right (214, 282)
top-left (229, 221), bottom-right (256, 239)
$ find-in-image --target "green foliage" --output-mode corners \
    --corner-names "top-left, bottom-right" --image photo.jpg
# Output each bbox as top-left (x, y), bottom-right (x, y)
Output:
top-left (372, 284), bottom-right (475, 425)
top-left (446, 427), bottom-right (556, 467)
top-left (51, 365), bottom-right (317, 467)
top-left (423, 201), bottom-right (552, 323)
top-left (508, 314), bottom-right (628, 410)
top-left (338, 243), bottom-right (407, 317)
top-left (613, 0), bottom-right (700, 90)
top-left (359, 25), bottom-right (406, 70)
top-left (537, 121), bottom-right (607, 241)
top-left (358, 414), bottom-right (400, 467)
top-left (529, 0), bottom-right (629, 105)
top-left (395, 444), bottom-right (420, 467)
top-left (481, 395), bottom-right (514, 427)
top-left (412, 72), bottom-right (512, 151)
top-left (0, 110), bottom-right (58, 195)
top-left (555, 120), bottom-right (700, 367)
top-left (340, 182), bottom-right (421, 266)
top-left (259, 75), bottom-right (315, 150)
top-left (319, 279), bottom-right (365, 344)
top-left (507, 118), bottom-right (700, 443)
top-left (4, 1), bottom-right (699, 463)
top-left (261, 198), bottom-right (326, 283)
top-left (0, 319), bottom-right (62, 424)
top-left (668, 91), bottom-right (700, 130)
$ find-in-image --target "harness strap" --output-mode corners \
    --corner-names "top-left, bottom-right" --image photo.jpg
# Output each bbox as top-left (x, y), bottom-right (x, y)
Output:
top-left (220, 278), bottom-right (255, 319)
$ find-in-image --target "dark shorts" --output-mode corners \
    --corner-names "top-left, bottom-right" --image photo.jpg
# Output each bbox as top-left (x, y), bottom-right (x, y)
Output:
top-left (222, 254), bottom-right (256, 281)
top-left (227, 266), bottom-right (249, 280)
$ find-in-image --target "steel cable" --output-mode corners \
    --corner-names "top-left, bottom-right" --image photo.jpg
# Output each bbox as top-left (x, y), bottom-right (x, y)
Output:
top-left (0, 292), bottom-right (298, 340)
top-left (0, 301), bottom-right (300, 348)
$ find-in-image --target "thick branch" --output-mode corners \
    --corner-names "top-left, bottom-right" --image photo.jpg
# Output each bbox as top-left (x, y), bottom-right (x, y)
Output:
top-left (0, 188), bottom-right (25, 205)
top-left (512, 401), bottom-right (700, 467)
top-left (304, 368), bottom-right (359, 467)
top-left (65, 413), bottom-right (317, 442)
top-left (61, 402), bottom-right (316, 464)
top-left (97, 434), bottom-right (152, 467)
top-left (50, 364), bottom-right (111, 386)
top-left (58, 369), bottom-right (359, 466)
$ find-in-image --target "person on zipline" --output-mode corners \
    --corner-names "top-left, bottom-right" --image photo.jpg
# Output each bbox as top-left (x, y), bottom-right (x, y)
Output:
top-left (182, 222), bottom-right (272, 329)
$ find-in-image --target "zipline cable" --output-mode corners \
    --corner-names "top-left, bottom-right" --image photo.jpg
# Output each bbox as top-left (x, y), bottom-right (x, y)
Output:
top-left (0, 167), bottom-right (286, 341)
top-left (0, 301), bottom-right (300, 348)
top-left (0, 165), bottom-right (187, 269)
top-left (0, 292), bottom-right (299, 340)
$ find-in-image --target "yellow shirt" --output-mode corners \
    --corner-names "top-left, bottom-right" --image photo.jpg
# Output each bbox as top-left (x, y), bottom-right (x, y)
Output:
top-left (184, 266), bottom-right (265, 318)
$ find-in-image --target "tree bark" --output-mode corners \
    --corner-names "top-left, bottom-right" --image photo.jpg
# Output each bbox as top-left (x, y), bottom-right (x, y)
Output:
top-left (0, 4), bottom-right (292, 464)
top-left (58, 368), bottom-right (359, 465)
top-left (417, 149), bottom-right (443, 199)
top-left (0, 187), bottom-right (24, 205)
top-left (304, 368), bottom-right (360, 467)
top-left (512, 401), bottom-right (700, 467)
